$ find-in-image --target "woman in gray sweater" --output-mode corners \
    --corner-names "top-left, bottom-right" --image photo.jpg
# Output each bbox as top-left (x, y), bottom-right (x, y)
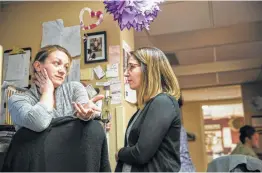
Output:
top-left (8, 45), bottom-right (103, 132)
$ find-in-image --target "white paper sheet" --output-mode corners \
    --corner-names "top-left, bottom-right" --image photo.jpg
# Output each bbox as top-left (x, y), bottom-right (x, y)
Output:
top-left (96, 81), bottom-right (110, 87)
top-left (41, 19), bottom-right (64, 47)
top-left (5, 54), bottom-right (26, 80)
top-left (109, 45), bottom-right (120, 64)
top-left (93, 65), bottom-right (105, 79)
top-left (41, 19), bottom-right (81, 57)
top-left (124, 83), bottom-right (137, 104)
top-left (110, 79), bottom-right (121, 93)
top-left (106, 63), bottom-right (119, 78)
top-left (111, 91), bottom-right (121, 105)
top-left (67, 59), bottom-right (80, 82)
top-left (80, 68), bottom-right (94, 80)
top-left (4, 50), bottom-right (30, 88)
top-left (86, 84), bottom-right (98, 98)
top-left (62, 25), bottom-right (81, 57)
top-left (108, 78), bottom-right (120, 85)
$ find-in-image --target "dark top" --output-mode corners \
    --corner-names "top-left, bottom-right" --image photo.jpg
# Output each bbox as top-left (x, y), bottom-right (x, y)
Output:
top-left (2, 117), bottom-right (111, 172)
top-left (115, 93), bottom-right (181, 172)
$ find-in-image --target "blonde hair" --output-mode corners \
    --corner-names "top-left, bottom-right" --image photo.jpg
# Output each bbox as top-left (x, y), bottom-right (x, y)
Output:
top-left (130, 47), bottom-right (180, 108)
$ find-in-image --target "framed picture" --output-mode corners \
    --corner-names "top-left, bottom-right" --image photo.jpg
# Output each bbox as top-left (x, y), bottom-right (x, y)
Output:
top-left (84, 31), bottom-right (107, 64)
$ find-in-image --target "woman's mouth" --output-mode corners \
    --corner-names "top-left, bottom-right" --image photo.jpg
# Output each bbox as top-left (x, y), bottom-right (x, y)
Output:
top-left (55, 76), bottom-right (64, 80)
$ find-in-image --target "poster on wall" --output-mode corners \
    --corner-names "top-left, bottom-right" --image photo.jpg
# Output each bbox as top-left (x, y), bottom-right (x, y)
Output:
top-left (122, 40), bottom-right (136, 103)
top-left (109, 45), bottom-right (120, 64)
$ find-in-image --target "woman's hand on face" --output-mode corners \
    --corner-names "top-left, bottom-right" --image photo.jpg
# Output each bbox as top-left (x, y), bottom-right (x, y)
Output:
top-left (34, 69), bottom-right (54, 94)
top-left (73, 94), bottom-right (105, 121)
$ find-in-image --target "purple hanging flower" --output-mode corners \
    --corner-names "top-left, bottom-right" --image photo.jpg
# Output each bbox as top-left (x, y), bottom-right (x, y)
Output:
top-left (104, 0), bottom-right (163, 31)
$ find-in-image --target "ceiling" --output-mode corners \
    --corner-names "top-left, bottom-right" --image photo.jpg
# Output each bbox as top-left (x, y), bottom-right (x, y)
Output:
top-left (134, 1), bottom-right (262, 93)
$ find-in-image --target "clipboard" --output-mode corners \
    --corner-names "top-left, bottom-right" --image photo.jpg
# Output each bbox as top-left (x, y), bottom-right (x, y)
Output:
top-left (1, 47), bottom-right (31, 125)
top-left (3, 47), bottom-right (32, 89)
top-left (8, 46), bottom-right (26, 55)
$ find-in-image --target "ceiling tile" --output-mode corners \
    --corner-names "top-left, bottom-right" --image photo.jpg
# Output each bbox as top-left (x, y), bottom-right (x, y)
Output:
top-left (177, 73), bottom-right (217, 89)
top-left (218, 68), bottom-right (261, 85)
top-left (216, 41), bottom-right (262, 61)
top-left (176, 47), bottom-right (214, 65)
top-left (149, 1), bottom-right (211, 35)
top-left (213, 1), bottom-right (262, 27)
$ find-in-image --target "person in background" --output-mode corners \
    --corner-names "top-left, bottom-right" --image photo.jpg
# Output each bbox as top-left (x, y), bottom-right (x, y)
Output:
top-left (115, 47), bottom-right (181, 172)
top-left (231, 125), bottom-right (259, 158)
top-left (178, 97), bottom-right (196, 172)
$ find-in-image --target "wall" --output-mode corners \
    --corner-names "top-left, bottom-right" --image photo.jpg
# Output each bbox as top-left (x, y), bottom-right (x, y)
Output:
top-left (182, 101), bottom-right (207, 172)
top-left (241, 81), bottom-right (262, 125)
top-left (0, 1), bottom-right (137, 169)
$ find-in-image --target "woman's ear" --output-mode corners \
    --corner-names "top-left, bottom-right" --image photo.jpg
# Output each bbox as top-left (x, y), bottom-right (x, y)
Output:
top-left (33, 61), bottom-right (42, 72)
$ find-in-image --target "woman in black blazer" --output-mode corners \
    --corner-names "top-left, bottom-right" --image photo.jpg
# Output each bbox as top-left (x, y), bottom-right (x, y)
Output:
top-left (115, 47), bottom-right (181, 172)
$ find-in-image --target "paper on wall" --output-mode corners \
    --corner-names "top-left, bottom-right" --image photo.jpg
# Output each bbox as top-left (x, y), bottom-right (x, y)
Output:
top-left (67, 59), bottom-right (80, 82)
top-left (62, 25), bottom-right (81, 57)
top-left (4, 50), bottom-right (31, 88)
top-left (110, 79), bottom-right (121, 93)
top-left (41, 19), bottom-right (81, 57)
top-left (5, 54), bottom-right (26, 80)
top-left (108, 45), bottom-right (120, 64)
top-left (80, 68), bottom-right (94, 80)
top-left (41, 19), bottom-right (64, 47)
top-left (111, 91), bottom-right (121, 105)
top-left (108, 78), bottom-right (120, 85)
top-left (106, 63), bottom-right (119, 78)
top-left (93, 65), bottom-right (105, 79)
top-left (124, 83), bottom-right (137, 104)
top-left (111, 83), bottom-right (121, 93)
top-left (96, 81), bottom-right (110, 86)
top-left (86, 84), bottom-right (97, 98)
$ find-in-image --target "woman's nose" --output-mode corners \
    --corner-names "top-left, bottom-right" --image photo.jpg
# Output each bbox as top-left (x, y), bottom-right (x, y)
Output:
top-left (58, 68), bottom-right (66, 75)
top-left (124, 69), bottom-right (129, 77)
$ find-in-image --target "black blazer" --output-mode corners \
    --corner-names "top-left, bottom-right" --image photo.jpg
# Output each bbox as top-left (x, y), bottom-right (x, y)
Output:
top-left (115, 93), bottom-right (181, 172)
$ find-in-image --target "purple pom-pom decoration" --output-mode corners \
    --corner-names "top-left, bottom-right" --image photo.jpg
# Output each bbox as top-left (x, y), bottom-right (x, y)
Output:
top-left (104, 0), bottom-right (163, 31)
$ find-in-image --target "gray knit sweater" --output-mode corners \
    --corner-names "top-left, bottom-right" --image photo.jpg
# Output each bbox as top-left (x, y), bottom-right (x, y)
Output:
top-left (8, 81), bottom-right (89, 132)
